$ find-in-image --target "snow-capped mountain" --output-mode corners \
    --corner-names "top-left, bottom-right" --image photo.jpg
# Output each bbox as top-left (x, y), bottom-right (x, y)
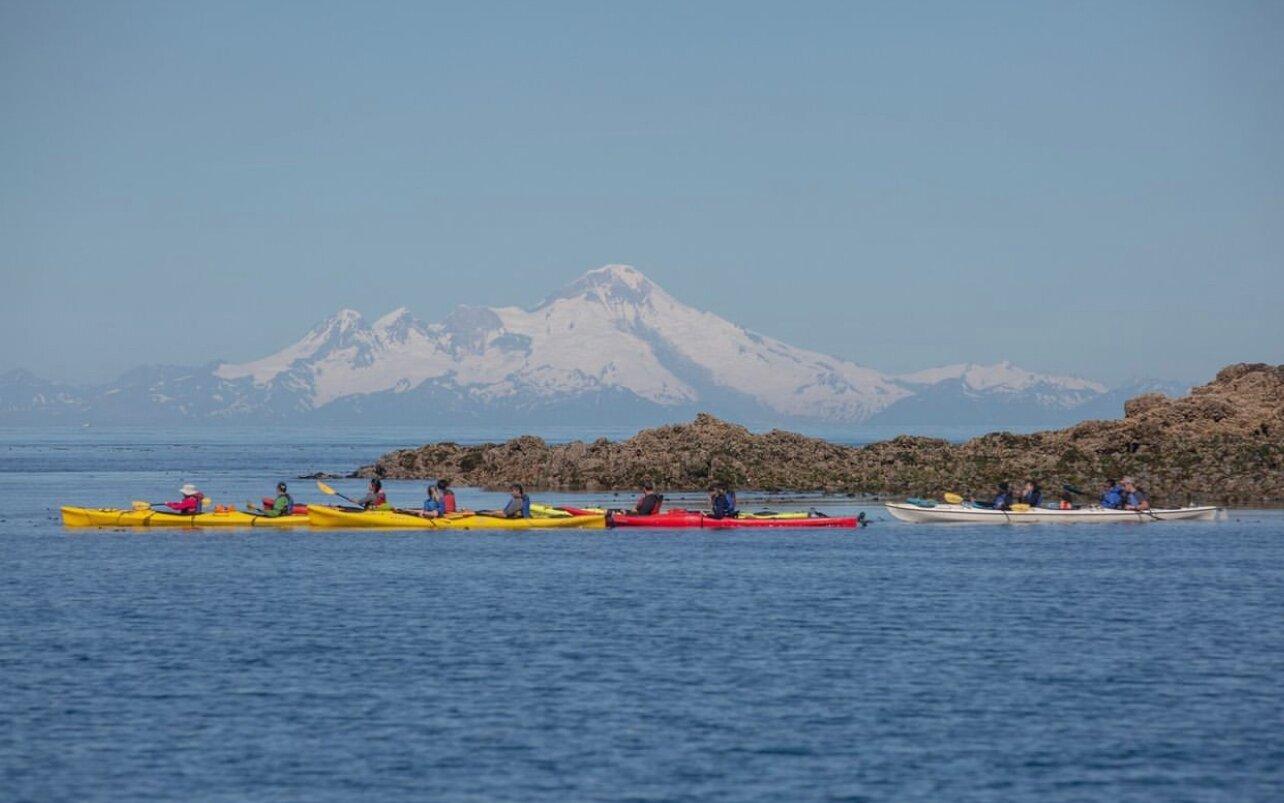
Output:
top-left (216, 265), bottom-right (910, 423)
top-left (0, 265), bottom-right (1156, 428)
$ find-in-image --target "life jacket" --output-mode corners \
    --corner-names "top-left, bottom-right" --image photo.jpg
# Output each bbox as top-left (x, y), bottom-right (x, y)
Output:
top-left (279, 493), bottom-right (293, 513)
top-left (442, 490), bottom-right (456, 513)
top-left (711, 493), bottom-right (735, 519)
top-left (636, 493), bottom-right (662, 515)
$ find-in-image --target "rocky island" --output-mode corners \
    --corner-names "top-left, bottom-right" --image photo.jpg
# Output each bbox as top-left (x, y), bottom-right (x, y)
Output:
top-left (360, 363), bottom-right (1284, 506)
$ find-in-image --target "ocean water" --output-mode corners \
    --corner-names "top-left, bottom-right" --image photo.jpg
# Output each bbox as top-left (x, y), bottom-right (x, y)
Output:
top-left (2, 428), bottom-right (1282, 802)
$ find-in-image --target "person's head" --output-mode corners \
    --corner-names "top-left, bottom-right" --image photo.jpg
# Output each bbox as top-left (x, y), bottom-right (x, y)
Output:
top-left (997, 481), bottom-right (1010, 493)
top-left (277, 481), bottom-right (288, 494)
top-left (369, 478), bottom-right (382, 492)
top-left (1060, 491), bottom-right (1072, 502)
top-left (1024, 480), bottom-right (1037, 492)
top-left (1122, 477), bottom-right (1136, 491)
top-left (437, 478), bottom-right (450, 492)
top-left (180, 483), bottom-right (199, 497)
top-left (642, 481), bottom-right (654, 493)
top-left (510, 483), bottom-right (524, 497)
top-left (1103, 478), bottom-right (1117, 490)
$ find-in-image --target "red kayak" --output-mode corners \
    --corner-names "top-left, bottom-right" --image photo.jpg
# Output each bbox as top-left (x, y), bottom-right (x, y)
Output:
top-left (607, 509), bottom-right (862, 529)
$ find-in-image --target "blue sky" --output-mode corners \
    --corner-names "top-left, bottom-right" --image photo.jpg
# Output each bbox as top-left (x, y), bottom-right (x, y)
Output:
top-left (2, 0), bottom-right (1281, 385)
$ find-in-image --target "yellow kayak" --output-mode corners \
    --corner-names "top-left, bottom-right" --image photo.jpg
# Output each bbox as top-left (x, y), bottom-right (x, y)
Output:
top-left (308, 505), bottom-right (606, 530)
top-left (61, 506), bottom-right (309, 528)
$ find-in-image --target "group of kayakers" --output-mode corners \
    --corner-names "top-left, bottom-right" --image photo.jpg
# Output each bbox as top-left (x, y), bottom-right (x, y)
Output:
top-left (976, 476), bottom-right (1150, 512)
top-left (164, 474), bottom-right (1152, 520)
top-left (622, 481), bottom-right (739, 518)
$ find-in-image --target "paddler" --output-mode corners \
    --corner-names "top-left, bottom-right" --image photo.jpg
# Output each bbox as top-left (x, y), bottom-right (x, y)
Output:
top-left (1020, 480), bottom-right (1042, 508)
top-left (419, 482), bottom-right (445, 518)
top-left (254, 482), bottom-right (295, 517)
top-left (634, 482), bottom-right (663, 515)
top-left (1099, 479), bottom-right (1126, 509)
top-left (436, 478), bottom-right (457, 513)
top-left (358, 478), bottom-right (390, 510)
top-left (991, 482), bottom-right (1013, 511)
top-left (1121, 477), bottom-right (1151, 511)
top-left (502, 484), bottom-right (531, 518)
top-left (165, 483), bottom-right (204, 514)
top-left (709, 484), bottom-right (738, 519)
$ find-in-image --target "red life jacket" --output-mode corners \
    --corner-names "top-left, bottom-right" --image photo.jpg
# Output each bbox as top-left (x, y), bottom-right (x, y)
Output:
top-left (442, 491), bottom-right (456, 513)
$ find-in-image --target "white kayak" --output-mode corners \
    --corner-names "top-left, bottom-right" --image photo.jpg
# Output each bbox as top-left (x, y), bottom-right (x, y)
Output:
top-left (885, 502), bottom-right (1221, 524)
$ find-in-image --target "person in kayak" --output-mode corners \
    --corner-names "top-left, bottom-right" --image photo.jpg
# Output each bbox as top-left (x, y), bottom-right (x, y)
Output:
top-left (1121, 477), bottom-right (1151, 511)
top-left (991, 482), bottom-right (1013, 511)
top-left (436, 478), bottom-right (457, 513)
top-left (635, 482), bottom-right (663, 515)
top-left (418, 482), bottom-right (446, 518)
top-left (1020, 480), bottom-right (1042, 508)
top-left (1058, 491), bottom-right (1074, 510)
top-left (358, 478), bottom-right (390, 511)
top-left (256, 482), bottom-right (294, 517)
top-left (1100, 479), bottom-right (1126, 509)
top-left (502, 484), bottom-right (531, 518)
top-left (165, 483), bottom-right (204, 514)
top-left (709, 484), bottom-right (738, 519)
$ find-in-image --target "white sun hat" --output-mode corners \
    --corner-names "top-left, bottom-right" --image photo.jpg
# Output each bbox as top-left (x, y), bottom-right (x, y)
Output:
top-left (180, 483), bottom-right (200, 496)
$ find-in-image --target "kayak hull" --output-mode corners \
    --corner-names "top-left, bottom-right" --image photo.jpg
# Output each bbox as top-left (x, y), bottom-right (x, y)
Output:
top-left (884, 502), bottom-right (1221, 524)
top-left (60, 506), bottom-right (309, 528)
top-left (609, 510), bottom-right (858, 529)
top-left (307, 505), bottom-right (606, 530)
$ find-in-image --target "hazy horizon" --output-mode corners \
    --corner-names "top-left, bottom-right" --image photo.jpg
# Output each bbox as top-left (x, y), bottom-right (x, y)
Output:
top-left (3, 1), bottom-right (1282, 386)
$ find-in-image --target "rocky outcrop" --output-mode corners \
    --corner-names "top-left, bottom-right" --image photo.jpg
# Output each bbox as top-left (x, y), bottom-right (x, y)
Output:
top-left (360, 363), bottom-right (1284, 506)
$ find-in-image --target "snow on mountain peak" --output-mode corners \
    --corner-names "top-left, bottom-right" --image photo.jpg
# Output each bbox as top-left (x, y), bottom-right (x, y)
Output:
top-left (211, 266), bottom-right (1112, 423)
top-left (373, 307), bottom-right (412, 329)
top-left (897, 361), bottom-right (1107, 394)
top-left (544, 264), bottom-right (661, 309)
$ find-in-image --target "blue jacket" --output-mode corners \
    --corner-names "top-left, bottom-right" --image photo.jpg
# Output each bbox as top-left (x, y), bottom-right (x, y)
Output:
top-left (1126, 489), bottom-right (1149, 509)
top-left (711, 493), bottom-right (737, 519)
top-left (423, 497), bottom-right (445, 514)
top-left (1021, 490), bottom-right (1042, 508)
top-left (993, 491), bottom-right (1012, 511)
top-left (1100, 486), bottom-right (1125, 509)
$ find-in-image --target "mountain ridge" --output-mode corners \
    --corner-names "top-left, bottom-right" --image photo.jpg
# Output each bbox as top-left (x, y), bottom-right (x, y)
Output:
top-left (1, 265), bottom-right (1183, 428)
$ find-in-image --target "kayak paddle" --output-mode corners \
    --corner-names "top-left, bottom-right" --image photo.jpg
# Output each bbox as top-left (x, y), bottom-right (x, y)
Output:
top-left (943, 492), bottom-right (964, 505)
top-left (316, 480), bottom-right (363, 507)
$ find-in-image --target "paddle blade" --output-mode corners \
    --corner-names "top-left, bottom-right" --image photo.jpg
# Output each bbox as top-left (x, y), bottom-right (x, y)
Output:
top-left (131, 500), bottom-right (151, 511)
top-left (316, 480), bottom-right (337, 496)
top-left (943, 492), bottom-right (964, 505)
top-left (1010, 503), bottom-right (1031, 512)
top-left (202, 496), bottom-right (213, 509)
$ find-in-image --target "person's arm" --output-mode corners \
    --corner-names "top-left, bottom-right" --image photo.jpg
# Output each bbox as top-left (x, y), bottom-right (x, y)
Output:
top-left (502, 498), bottom-right (521, 518)
top-left (167, 497), bottom-right (197, 513)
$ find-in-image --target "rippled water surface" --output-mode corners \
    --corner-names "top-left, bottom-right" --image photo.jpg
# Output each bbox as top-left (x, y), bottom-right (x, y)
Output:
top-left (2, 429), bottom-right (1282, 801)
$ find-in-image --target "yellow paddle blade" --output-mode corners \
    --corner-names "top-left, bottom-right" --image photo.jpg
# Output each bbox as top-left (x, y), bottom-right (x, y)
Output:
top-left (202, 496), bottom-right (214, 509)
top-left (943, 492), bottom-right (964, 505)
top-left (131, 500), bottom-right (151, 511)
top-left (1010, 503), bottom-right (1031, 512)
top-left (316, 480), bottom-right (337, 495)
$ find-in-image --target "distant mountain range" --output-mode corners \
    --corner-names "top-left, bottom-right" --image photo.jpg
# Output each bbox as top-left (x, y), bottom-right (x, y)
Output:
top-left (0, 265), bottom-right (1188, 429)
